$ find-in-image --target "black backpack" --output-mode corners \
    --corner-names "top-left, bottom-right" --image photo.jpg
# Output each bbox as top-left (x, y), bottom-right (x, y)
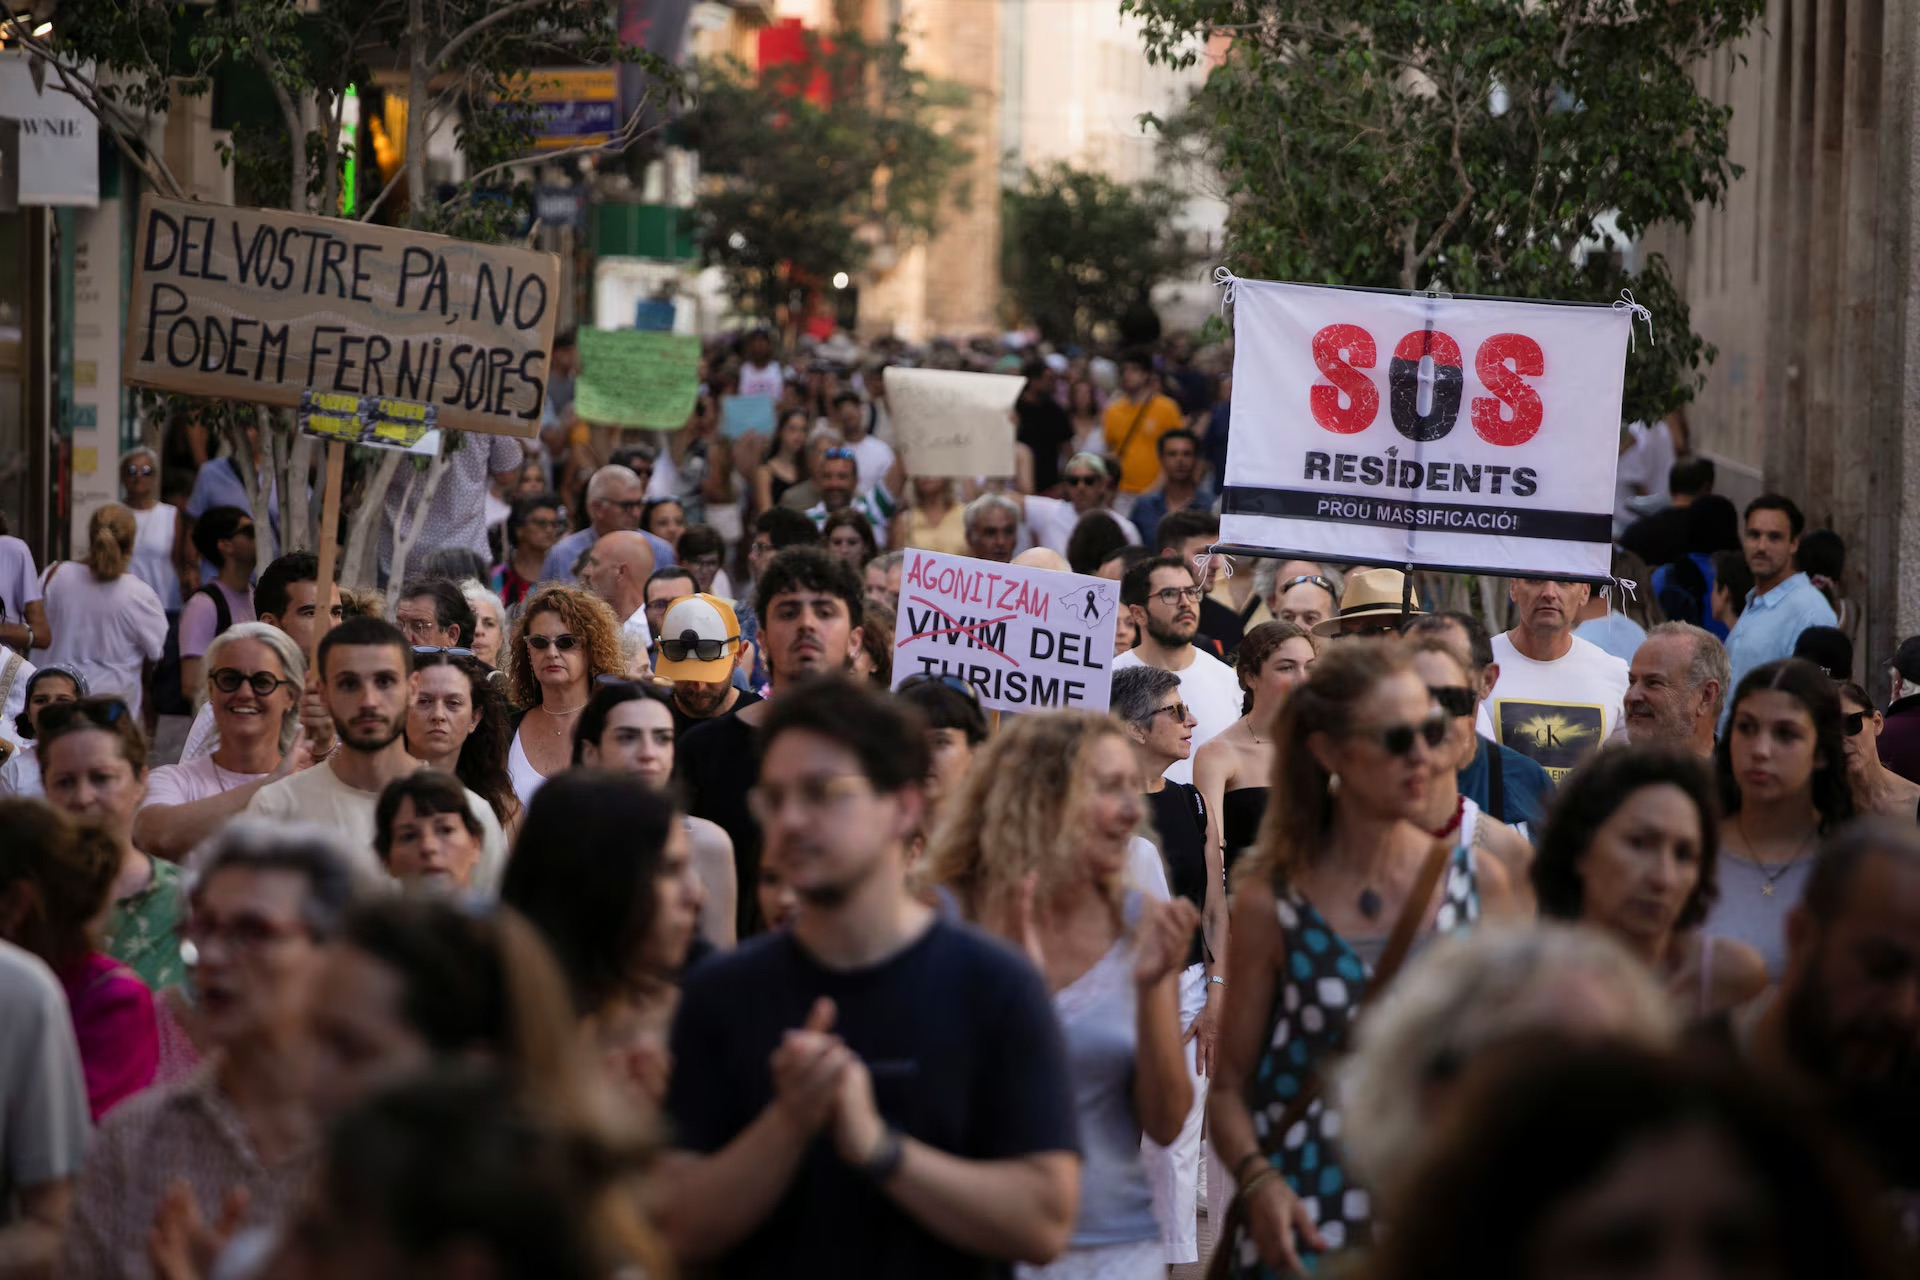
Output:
top-left (151, 583), bottom-right (235, 716)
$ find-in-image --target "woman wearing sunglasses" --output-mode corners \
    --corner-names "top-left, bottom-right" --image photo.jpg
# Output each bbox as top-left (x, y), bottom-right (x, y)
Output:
top-left (1210, 639), bottom-right (1516, 1275)
top-left (134, 624), bottom-right (310, 861)
top-left (503, 586), bottom-right (625, 812)
top-left (1534, 746), bottom-right (1768, 1018)
top-left (408, 650), bottom-right (520, 837)
top-left (1836, 681), bottom-right (1920, 821)
top-left (1706, 658), bottom-right (1853, 978)
top-left (1406, 638), bottom-right (1535, 904)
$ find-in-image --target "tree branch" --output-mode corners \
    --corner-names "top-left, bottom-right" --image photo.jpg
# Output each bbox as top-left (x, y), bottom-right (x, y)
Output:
top-left (1409, 83), bottom-right (1475, 287)
top-left (441, 96), bottom-right (665, 207)
top-left (435, 0), bottom-right (557, 72)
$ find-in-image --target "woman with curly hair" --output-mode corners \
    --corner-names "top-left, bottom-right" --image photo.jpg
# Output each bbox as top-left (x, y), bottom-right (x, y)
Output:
top-left (1535, 746), bottom-right (1768, 1018)
top-left (502, 585), bottom-right (623, 811)
top-left (926, 710), bottom-right (1197, 1280)
top-left (407, 650), bottom-right (520, 833)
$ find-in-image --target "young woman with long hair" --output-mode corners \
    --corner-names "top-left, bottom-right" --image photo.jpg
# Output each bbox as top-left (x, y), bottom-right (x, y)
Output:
top-left (407, 650), bottom-right (519, 833)
top-left (1192, 621), bottom-right (1316, 879)
top-left (753, 409), bottom-right (812, 515)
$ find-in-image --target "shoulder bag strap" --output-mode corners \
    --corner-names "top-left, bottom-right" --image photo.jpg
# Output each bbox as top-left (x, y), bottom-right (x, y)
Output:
top-left (1205, 838), bottom-right (1454, 1280)
top-left (1487, 740), bottom-right (1506, 825)
top-left (1111, 396), bottom-right (1155, 467)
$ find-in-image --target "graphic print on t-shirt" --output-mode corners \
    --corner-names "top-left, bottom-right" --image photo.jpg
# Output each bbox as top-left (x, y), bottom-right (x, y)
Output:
top-left (1494, 698), bottom-right (1606, 780)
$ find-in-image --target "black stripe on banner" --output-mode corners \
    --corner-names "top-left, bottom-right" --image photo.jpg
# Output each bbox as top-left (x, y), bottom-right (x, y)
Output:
top-left (1222, 486), bottom-right (1612, 543)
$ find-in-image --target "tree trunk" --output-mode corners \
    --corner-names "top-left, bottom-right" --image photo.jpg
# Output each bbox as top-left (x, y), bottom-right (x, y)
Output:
top-left (286, 427), bottom-right (316, 552)
top-left (339, 450), bottom-right (407, 589)
top-left (406, 0), bottom-right (431, 229)
top-left (385, 452), bottom-right (454, 608)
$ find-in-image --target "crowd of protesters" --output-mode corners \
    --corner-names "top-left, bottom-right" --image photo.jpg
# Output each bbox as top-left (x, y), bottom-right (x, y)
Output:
top-left (0, 325), bottom-right (1915, 1280)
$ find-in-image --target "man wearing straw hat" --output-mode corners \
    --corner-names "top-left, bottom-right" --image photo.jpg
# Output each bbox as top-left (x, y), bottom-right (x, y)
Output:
top-left (1309, 567), bottom-right (1422, 640)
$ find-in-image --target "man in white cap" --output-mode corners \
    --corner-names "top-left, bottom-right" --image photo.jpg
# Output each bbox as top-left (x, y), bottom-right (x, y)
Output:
top-left (1477, 577), bottom-right (1629, 780)
top-left (654, 593), bottom-right (759, 739)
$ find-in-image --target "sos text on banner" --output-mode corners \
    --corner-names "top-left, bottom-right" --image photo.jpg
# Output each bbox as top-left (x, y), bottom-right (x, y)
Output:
top-left (1218, 276), bottom-right (1633, 580)
top-left (892, 548), bottom-right (1118, 715)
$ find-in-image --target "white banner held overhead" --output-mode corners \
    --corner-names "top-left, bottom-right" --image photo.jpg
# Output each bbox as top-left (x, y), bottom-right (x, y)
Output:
top-left (886, 367), bottom-right (1022, 479)
top-left (1220, 276), bottom-right (1632, 580)
top-left (892, 548), bottom-right (1118, 714)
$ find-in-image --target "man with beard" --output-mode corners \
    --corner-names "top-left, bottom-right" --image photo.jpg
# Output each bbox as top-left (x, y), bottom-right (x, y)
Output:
top-left (247, 617), bottom-right (505, 886)
top-left (680, 548), bottom-right (863, 936)
top-left (661, 676), bottom-right (1081, 1278)
top-left (1710, 817), bottom-right (1920, 1202)
top-left (1622, 622), bottom-right (1727, 758)
top-left (1113, 556), bottom-right (1240, 785)
top-left (1476, 576), bottom-right (1629, 781)
top-left (657, 593), bottom-right (759, 738)
top-left (1723, 493), bottom-right (1837, 728)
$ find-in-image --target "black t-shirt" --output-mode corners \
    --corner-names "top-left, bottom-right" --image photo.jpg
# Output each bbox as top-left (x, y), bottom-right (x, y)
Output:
top-left (1015, 397), bottom-right (1074, 494)
top-left (670, 687), bottom-right (762, 743)
top-left (678, 710), bottom-right (763, 937)
top-left (1148, 782), bottom-right (1210, 968)
top-left (666, 918), bottom-right (1083, 1279)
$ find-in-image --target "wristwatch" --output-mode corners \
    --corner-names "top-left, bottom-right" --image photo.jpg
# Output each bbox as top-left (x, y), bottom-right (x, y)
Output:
top-left (857, 1127), bottom-right (905, 1183)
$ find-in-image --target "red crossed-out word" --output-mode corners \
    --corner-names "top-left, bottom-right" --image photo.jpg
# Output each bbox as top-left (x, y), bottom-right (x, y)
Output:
top-left (900, 595), bottom-right (1020, 667)
top-left (1310, 323), bottom-right (1545, 447)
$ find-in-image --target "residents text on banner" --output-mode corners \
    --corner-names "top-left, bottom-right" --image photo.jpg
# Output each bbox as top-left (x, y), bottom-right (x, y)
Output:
top-left (892, 548), bottom-right (1118, 714)
top-left (123, 194), bottom-right (561, 439)
top-left (1220, 276), bottom-right (1631, 580)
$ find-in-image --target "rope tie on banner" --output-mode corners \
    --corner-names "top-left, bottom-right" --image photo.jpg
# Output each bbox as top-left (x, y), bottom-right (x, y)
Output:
top-left (1613, 290), bottom-right (1654, 352)
top-left (1611, 576), bottom-right (1639, 603)
top-left (1196, 547), bottom-right (1227, 585)
top-left (1214, 267), bottom-right (1239, 315)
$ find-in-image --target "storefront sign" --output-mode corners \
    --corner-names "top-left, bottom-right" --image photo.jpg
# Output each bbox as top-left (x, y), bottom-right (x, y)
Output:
top-left (0, 52), bottom-right (98, 207)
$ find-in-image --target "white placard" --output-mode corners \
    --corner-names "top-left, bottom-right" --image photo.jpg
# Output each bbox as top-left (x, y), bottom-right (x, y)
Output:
top-left (1221, 276), bottom-right (1631, 579)
top-left (892, 548), bottom-right (1118, 714)
top-left (886, 368), bottom-right (1022, 479)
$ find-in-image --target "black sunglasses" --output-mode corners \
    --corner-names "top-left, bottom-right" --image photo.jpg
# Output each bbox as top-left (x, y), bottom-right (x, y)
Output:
top-left (1429, 685), bottom-right (1477, 718)
top-left (660, 634), bottom-right (738, 663)
top-left (1355, 711), bottom-right (1450, 757)
top-left (526, 634), bottom-right (580, 652)
top-left (1844, 709), bottom-right (1870, 737)
top-left (210, 668), bottom-right (295, 697)
top-left (123, 463), bottom-right (155, 477)
top-left (1063, 474), bottom-right (1102, 487)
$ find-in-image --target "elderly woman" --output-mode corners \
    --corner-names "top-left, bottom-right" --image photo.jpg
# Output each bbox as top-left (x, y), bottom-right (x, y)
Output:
top-left (61, 821), bottom-right (367, 1277)
top-left (1336, 924), bottom-right (1678, 1217)
top-left (0, 664), bottom-right (85, 797)
top-left (1835, 680), bottom-right (1920, 820)
top-left (459, 579), bottom-right (508, 668)
top-left (1535, 747), bottom-right (1769, 1018)
top-left (134, 623), bottom-right (310, 862)
top-left (1210, 639), bottom-right (1517, 1273)
top-left (928, 711), bottom-right (1197, 1279)
top-left (502, 585), bottom-right (624, 810)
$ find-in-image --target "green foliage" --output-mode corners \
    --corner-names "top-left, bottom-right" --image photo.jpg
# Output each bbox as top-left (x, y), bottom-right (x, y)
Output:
top-left (1000, 162), bottom-right (1197, 346)
top-left (684, 28), bottom-right (972, 322)
top-left (1121, 0), bottom-right (1761, 422)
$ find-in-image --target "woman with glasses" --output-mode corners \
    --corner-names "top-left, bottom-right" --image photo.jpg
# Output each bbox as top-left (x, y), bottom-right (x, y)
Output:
top-left (495, 493), bottom-right (565, 608)
top-left (1835, 681), bottom-right (1920, 820)
top-left (504, 770), bottom-right (707, 1106)
top-left (1406, 639), bottom-right (1535, 900)
top-left (0, 663), bottom-right (85, 798)
top-left (119, 445), bottom-right (184, 614)
top-left (926, 711), bottom-right (1198, 1280)
top-left (0, 801), bottom-right (159, 1120)
top-left (1534, 747), bottom-right (1768, 1018)
top-left (1194, 622), bottom-right (1316, 880)
top-left (502, 586), bottom-right (623, 811)
top-left (38, 697), bottom-right (187, 995)
top-left (407, 649), bottom-right (520, 836)
top-left (1706, 658), bottom-right (1854, 978)
top-left (136, 624), bottom-right (309, 859)
top-left (31, 503), bottom-right (168, 720)
top-left (1210, 640), bottom-right (1516, 1274)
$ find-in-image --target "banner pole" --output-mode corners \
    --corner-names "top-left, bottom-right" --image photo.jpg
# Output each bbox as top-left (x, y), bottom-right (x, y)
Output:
top-left (1401, 561), bottom-right (1415, 619)
top-left (310, 439), bottom-right (346, 674)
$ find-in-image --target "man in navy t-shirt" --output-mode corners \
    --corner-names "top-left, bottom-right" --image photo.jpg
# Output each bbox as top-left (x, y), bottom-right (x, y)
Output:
top-left (662, 676), bottom-right (1082, 1278)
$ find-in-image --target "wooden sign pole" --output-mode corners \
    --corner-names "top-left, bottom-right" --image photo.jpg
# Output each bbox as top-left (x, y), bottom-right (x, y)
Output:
top-left (309, 439), bottom-right (347, 673)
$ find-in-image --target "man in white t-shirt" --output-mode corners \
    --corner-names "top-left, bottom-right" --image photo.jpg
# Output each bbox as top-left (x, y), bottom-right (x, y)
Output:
top-left (1478, 576), bottom-right (1630, 781)
top-left (832, 391), bottom-right (896, 493)
top-left (578, 532), bottom-right (658, 673)
top-left (1019, 453), bottom-right (1141, 560)
top-left (1113, 556), bottom-right (1241, 785)
top-left (247, 617), bottom-right (504, 890)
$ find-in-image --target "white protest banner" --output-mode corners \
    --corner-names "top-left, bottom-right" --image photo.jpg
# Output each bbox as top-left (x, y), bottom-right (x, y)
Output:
top-left (1219, 275), bottom-right (1633, 580)
top-left (892, 548), bottom-right (1118, 714)
top-left (886, 368), bottom-right (1022, 478)
top-left (123, 194), bottom-right (560, 438)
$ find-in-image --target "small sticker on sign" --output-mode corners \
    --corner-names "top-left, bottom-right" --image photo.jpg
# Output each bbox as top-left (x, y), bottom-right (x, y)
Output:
top-left (298, 391), bottom-right (438, 451)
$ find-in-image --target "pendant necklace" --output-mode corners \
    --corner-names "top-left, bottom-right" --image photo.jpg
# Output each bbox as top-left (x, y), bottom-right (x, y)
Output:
top-left (1737, 813), bottom-right (1816, 897)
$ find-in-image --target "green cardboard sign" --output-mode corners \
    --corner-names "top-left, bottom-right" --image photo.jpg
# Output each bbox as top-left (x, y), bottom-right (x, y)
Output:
top-left (574, 328), bottom-right (702, 430)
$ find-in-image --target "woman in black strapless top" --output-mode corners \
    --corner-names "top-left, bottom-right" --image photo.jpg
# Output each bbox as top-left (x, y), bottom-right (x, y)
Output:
top-left (1194, 621), bottom-right (1319, 880)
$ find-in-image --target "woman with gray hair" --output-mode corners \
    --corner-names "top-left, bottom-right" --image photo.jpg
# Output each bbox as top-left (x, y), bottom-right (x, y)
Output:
top-left (134, 622), bottom-right (313, 861)
top-left (62, 819), bottom-right (370, 1279)
top-left (120, 444), bottom-right (185, 613)
top-left (1334, 924), bottom-right (1679, 1217)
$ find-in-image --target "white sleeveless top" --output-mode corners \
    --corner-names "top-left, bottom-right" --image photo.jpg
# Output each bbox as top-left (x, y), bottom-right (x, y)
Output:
top-left (507, 728), bottom-right (548, 812)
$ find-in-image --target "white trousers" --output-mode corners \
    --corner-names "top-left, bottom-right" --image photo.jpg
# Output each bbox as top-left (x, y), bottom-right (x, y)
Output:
top-left (1142, 962), bottom-right (1226, 1264)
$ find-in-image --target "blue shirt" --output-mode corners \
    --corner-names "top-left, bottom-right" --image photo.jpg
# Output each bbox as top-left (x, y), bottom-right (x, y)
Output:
top-left (1128, 481), bottom-right (1219, 548)
top-left (539, 526), bottom-right (676, 585)
top-left (1574, 611), bottom-right (1649, 664)
top-left (1458, 733), bottom-right (1553, 834)
top-left (1723, 572), bottom-right (1838, 723)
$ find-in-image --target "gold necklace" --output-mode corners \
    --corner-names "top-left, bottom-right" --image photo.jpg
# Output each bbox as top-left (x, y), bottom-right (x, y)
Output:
top-left (539, 700), bottom-right (587, 736)
top-left (1735, 813), bottom-right (1818, 897)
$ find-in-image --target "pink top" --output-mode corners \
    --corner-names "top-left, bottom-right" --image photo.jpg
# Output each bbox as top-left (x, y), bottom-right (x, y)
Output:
top-left (59, 951), bottom-right (160, 1121)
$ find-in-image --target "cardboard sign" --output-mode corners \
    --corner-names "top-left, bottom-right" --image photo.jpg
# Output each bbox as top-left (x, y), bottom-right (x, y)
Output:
top-left (572, 328), bottom-right (701, 429)
top-left (885, 367), bottom-right (1021, 478)
top-left (123, 194), bottom-right (560, 438)
top-left (1221, 276), bottom-right (1631, 579)
top-left (720, 393), bottom-right (776, 439)
top-left (892, 548), bottom-right (1118, 714)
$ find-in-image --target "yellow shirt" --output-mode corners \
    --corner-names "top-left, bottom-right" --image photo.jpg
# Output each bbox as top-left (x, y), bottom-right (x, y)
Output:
top-left (1102, 393), bottom-right (1185, 494)
top-left (901, 503), bottom-right (970, 557)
